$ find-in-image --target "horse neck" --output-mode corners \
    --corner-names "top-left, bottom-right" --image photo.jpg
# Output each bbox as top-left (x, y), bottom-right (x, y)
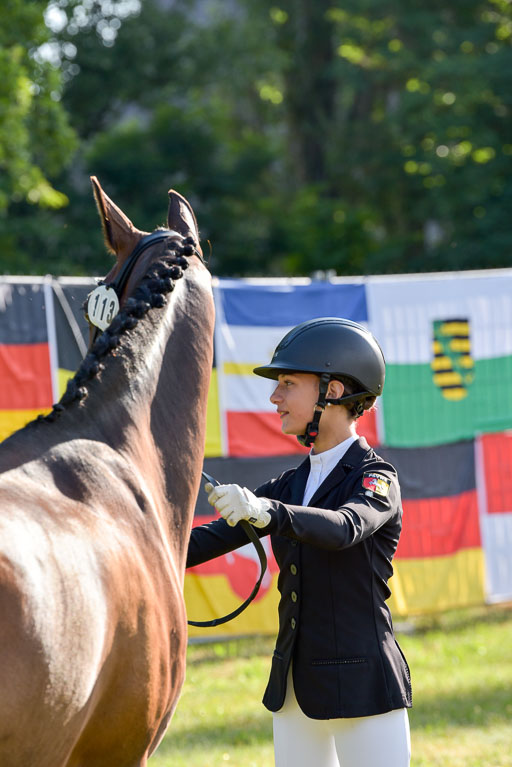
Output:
top-left (78, 265), bottom-right (214, 558)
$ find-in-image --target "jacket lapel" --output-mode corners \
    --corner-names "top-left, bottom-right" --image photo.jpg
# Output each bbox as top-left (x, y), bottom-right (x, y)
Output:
top-left (308, 437), bottom-right (371, 507)
top-left (286, 455), bottom-right (311, 505)
top-left (308, 462), bottom-right (348, 507)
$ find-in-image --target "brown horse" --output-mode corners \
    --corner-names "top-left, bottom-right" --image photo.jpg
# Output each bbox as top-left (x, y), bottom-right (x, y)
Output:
top-left (0, 178), bottom-right (214, 766)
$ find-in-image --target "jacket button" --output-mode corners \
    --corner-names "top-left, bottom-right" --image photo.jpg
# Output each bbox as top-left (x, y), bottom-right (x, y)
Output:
top-left (290, 564), bottom-right (297, 575)
top-left (291, 591), bottom-right (298, 602)
top-left (290, 618), bottom-right (296, 629)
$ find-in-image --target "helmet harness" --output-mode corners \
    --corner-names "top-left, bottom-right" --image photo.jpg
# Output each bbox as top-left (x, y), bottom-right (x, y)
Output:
top-left (298, 373), bottom-right (368, 448)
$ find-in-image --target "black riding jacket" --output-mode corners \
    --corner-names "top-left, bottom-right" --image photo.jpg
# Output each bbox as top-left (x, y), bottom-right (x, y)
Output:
top-left (187, 437), bottom-right (412, 719)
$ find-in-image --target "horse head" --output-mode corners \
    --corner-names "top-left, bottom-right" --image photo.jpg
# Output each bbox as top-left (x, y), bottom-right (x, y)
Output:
top-left (94, 176), bottom-right (201, 279)
top-left (87, 176), bottom-right (205, 343)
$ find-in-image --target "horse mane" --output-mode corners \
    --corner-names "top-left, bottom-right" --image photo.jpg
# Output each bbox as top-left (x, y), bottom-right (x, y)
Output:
top-left (35, 234), bottom-right (199, 427)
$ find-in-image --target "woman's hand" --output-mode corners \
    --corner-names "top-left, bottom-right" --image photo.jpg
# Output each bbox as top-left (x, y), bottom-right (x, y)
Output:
top-left (205, 483), bottom-right (271, 528)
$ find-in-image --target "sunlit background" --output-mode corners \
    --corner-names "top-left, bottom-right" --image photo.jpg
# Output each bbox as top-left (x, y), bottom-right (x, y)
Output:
top-left (1, 3), bottom-right (512, 765)
top-left (1, 0), bottom-right (511, 277)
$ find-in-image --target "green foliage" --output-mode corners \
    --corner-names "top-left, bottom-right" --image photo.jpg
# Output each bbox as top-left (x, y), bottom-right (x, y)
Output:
top-left (0, 0), bottom-right (76, 215)
top-left (2, 0), bottom-right (512, 276)
top-left (271, 0), bottom-right (512, 273)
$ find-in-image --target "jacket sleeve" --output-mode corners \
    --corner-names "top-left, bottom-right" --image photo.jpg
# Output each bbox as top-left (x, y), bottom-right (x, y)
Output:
top-left (261, 463), bottom-right (401, 551)
top-left (186, 517), bottom-right (249, 567)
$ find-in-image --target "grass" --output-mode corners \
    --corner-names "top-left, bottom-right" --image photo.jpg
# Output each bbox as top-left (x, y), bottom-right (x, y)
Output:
top-left (402, 605), bottom-right (512, 766)
top-left (150, 605), bottom-right (512, 766)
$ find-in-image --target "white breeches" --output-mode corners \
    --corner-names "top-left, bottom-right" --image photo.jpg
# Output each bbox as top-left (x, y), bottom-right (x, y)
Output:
top-left (273, 670), bottom-right (411, 767)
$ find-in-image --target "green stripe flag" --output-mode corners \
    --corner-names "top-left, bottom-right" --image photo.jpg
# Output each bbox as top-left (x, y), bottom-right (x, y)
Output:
top-left (367, 273), bottom-right (512, 447)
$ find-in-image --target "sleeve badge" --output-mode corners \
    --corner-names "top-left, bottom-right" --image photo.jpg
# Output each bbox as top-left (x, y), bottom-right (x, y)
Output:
top-left (362, 472), bottom-right (391, 498)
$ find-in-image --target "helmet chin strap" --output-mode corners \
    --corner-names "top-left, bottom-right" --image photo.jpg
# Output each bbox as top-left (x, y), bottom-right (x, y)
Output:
top-left (297, 374), bottom-right (366, 448)
top-left (297, 373), bottom-right (331, 448)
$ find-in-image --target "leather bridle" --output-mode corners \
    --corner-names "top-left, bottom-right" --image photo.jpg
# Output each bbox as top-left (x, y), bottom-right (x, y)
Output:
top-left (86, 229), bottom-right (187, 344)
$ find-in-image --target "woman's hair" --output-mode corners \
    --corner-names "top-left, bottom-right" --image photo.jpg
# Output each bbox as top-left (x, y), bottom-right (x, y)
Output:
top-left (333, 375), bottom-right (377, 420)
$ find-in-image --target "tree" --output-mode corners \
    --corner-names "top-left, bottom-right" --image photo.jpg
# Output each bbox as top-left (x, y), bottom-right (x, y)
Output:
top-left (263, 0), bottom-right (512, 274)
top-left (2, 0), bottom-right (511, 277)
top-left (2, 0), bottom-right (287, 276)
top-left (0, 0), bottom-right (76, 213)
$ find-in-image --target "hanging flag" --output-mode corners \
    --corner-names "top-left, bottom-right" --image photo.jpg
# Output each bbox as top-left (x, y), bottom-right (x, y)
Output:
top-left (214, 279), bottom-right (377, 457)
top-left (367, 273), bottom-right (512, 447)
top-left (379, 439), bottom-right (485, 615)
top-left (476, 432), bottom-right (512, 603)
top-left (0, 280), bottom-right (53, 440)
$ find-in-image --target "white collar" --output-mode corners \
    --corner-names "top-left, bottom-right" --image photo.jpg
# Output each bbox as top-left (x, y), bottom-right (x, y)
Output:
top-left (302, 435), bottom-right (358, 506)
top-left (309, 434), bottom-right (359, 463)
top-left (309, 434), bottom-right (358, 470)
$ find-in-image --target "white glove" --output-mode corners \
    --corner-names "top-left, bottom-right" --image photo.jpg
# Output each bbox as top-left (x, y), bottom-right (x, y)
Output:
top-left (205, 483), bottom-right (272, 528)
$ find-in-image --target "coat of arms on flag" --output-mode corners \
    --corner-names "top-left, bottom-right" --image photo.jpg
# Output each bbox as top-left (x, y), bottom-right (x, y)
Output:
top-left (431, 319), bottom-right (474, 400)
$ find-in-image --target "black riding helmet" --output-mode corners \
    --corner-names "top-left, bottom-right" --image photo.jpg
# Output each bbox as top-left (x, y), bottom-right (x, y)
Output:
top-left (253, 317), bottom-right (385, 394)
top-left (253, 317), bottom-right (385, 447)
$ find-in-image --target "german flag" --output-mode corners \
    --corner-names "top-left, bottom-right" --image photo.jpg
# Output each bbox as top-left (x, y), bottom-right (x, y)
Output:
top-left (379, 440), bottom-right (484, 615)
top-left (0, 280), bottom-right (54, 440)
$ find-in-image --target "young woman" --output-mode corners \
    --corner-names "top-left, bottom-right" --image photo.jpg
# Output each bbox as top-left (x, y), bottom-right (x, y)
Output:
top-left (187, 317), bottom-right (412, 767)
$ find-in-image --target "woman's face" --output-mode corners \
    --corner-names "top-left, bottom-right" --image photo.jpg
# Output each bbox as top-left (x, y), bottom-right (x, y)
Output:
top-left (269, 373), bottom-right (319, 435)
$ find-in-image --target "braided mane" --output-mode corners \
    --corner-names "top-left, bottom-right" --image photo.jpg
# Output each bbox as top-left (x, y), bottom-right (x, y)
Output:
top-left (38, 235), bottom-right (198, 425)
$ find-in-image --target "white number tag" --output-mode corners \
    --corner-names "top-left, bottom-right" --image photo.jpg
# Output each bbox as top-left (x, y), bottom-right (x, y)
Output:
top-left (87, 285), bottom-right (120, 331)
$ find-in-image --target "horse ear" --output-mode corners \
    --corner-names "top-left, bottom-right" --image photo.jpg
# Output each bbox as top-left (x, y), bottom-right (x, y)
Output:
top-left (91, 176), bottom-right (144, 257)
top-left (167, 190), bottom-right (200, 243)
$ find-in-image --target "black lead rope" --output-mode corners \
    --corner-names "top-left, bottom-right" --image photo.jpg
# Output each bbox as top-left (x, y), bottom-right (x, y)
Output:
top-left (187, 472), bottom-right (268, 628)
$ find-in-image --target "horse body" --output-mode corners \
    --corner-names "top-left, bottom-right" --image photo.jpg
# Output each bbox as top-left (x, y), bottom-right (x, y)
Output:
top-left (0, 180), bottom-right (214, 766)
